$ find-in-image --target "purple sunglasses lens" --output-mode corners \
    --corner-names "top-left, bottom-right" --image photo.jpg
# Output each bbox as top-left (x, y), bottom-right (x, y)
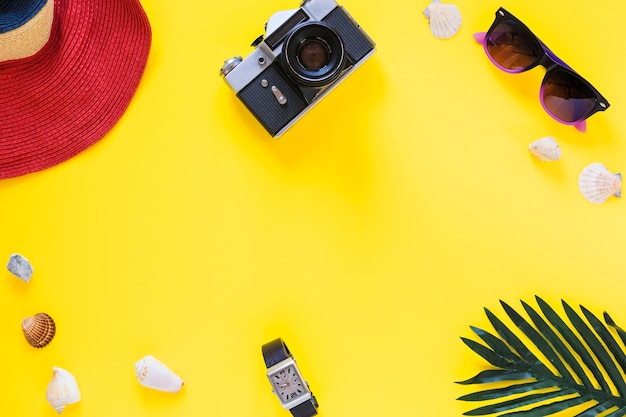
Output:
top-left (542, 69), bottom-right (597, 123)
top-left (486, 20), bottom-right (541, 72)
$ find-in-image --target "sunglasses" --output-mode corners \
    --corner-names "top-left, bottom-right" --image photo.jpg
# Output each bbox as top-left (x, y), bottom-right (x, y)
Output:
top-left (474, 7), bottom-right (609, 132)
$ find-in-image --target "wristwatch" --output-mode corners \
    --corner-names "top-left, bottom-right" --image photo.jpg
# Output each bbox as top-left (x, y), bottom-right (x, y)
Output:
top-left (262, 338), bottom-right (319, 417)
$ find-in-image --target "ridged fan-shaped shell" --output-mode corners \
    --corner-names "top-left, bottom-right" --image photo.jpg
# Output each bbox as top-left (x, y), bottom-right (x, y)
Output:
top-left (22, 312), bottom-right (56, 348)
top-left (578, 163), bottom-right (622, 204)
top-left (423, 0), bottom-right (462, 39)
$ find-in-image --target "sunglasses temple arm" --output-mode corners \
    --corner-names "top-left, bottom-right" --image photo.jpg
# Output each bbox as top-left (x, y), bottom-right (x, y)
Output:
top-left (473, 32), bottom-right (487, 44)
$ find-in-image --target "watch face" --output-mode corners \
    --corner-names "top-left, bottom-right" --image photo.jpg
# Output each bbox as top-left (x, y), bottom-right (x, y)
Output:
top-left (270, 364), bottom-right (307, 404)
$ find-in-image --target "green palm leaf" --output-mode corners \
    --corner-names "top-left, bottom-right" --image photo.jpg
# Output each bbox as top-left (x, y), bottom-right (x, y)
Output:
top-left (457, 296), bottom-right (626, 416)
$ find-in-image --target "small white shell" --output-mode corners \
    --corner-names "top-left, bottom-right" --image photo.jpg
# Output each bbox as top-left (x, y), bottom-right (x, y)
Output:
top-left (528, 136), bottom-right (561, 162)
top-left (46, 367), bottom-right (81, 414)
top-left (423, 0), bottom-right (462, 39)
top-left (134, 355), bottom-right (184, 393)
top-left (578, 163), bottom-right (622, 204)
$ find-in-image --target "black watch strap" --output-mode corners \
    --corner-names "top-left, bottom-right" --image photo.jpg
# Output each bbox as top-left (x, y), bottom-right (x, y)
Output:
top-left (262, 338), bottom-right (319, 417)
top-left (290, 395), bottom-right (319, 417)
top-left (262, 338), bottom-right (293, 368)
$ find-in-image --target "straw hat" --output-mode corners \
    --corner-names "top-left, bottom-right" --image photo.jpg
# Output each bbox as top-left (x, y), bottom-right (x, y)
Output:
top-left (0, 0), bottom-right (152, 179)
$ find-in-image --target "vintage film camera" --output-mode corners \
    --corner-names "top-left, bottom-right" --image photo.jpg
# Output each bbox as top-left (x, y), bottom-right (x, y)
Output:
top-left (220, 0), bottom-right (376, 137)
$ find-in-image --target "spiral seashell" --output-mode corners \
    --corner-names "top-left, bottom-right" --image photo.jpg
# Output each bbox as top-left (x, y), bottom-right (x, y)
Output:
top-left (578, 163), bottom-right (622, 204)
top-left (134, 355), bottom-right (184, 393)
top-left (22, 313), bottom-right (56, 348)
top-left (423, 0), bottom-right (462, 39)
top-left (528, 136), bottom-right (561, 162)
top-left (46, 366), bottom-right (81, 414)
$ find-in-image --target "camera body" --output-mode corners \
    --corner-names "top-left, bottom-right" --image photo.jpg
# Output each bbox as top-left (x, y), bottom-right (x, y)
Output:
top-left (220, 0), bottom-right (375, 137)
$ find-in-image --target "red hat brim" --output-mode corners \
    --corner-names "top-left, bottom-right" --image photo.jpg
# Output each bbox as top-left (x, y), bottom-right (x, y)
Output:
top-left (0, 0), bottom-right (152, 179)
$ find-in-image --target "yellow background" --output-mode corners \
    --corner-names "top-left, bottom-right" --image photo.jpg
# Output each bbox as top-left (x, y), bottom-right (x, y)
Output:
top-left (2, 0), bottom-right (625, 415)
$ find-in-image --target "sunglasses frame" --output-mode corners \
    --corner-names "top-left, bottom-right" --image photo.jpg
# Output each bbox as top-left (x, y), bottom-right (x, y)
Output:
top-left (474, 7), bottom-right (609, 132)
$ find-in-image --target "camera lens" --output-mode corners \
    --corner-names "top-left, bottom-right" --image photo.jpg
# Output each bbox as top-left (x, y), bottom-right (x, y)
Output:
top-left (297, 39), bottom-right (329, 71)
top-left (282, 22), bottom-right (345, 87)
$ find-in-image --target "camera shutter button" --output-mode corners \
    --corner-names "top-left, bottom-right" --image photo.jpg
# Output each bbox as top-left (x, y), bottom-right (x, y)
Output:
top-left (260, 79), bottom-right (287, 105)
top-left (271, 86), bottom-right (287, 105)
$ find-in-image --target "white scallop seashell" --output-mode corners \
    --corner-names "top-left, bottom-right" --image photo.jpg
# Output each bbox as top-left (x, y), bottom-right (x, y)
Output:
top-left (134, 355), bottom-right (184, 393)
top-left (46, 367), bottom-right (81, 414)
top-left (578, 163), bottom-right (622, 204)
top-left (423, 0), bottom-right (462, 39)
top-left (528, 136), bottom-right (561, 162)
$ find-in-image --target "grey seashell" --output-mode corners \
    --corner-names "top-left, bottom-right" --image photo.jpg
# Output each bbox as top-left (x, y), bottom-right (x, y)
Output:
top-left (7, 253), bottom-right (33, 282)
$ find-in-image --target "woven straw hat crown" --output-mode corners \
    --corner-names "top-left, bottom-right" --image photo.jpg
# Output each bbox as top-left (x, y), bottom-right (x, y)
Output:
top-left (0, 0), bottom-right (152, 179)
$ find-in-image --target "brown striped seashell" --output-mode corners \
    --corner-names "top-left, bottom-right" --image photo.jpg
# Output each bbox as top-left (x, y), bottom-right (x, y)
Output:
top-left (22, 313), bottom-right (56, 348)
